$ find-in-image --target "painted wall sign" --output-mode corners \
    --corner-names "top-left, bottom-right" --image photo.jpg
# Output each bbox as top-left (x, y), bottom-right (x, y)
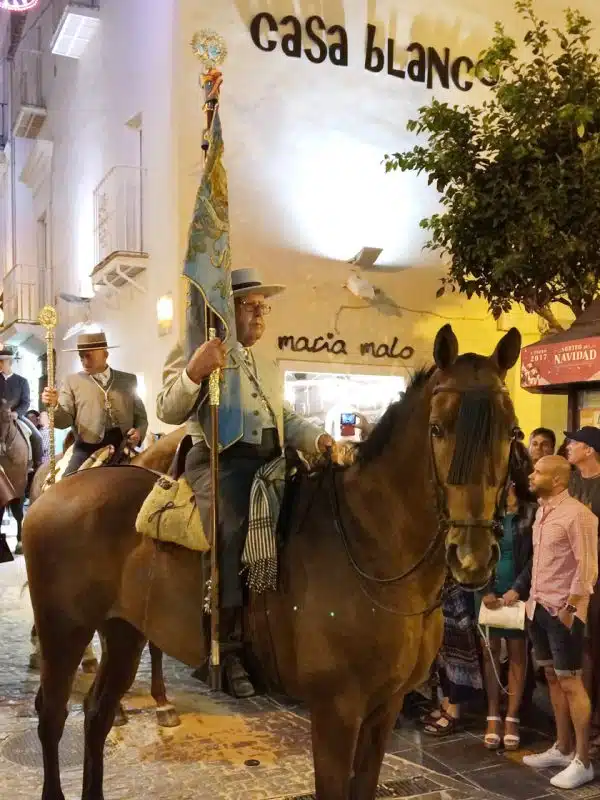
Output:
top-left (521, 336), bottom-right (600, 388)
top-left (249, 13), bottom-right (494, 92)
top-left (0, 0), bottom-right (39, 10)
top-left (278, 332), bottom-right (415, 361)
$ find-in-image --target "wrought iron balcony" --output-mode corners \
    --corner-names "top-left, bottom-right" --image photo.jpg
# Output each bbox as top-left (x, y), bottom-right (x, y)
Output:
top-left (1, 264), bottom-right (47, 327)
top-left (92, 165), bottom-right (148, 292)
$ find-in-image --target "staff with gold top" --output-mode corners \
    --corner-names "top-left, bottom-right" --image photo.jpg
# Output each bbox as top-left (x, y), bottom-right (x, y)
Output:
top-left (38, 306), bottom-right (58, 483)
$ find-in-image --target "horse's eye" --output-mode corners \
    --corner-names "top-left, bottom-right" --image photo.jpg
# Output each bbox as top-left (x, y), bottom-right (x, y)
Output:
top-left (430, 423), bottom-right (443, 438)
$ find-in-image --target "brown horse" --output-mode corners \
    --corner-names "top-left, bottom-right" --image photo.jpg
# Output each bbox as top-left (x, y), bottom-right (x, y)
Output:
top-left (23, 324), bottom-right (521, 800)
top-left (27, 427), bottom-right (186, 728)
top-left (0, 399), bottom-right (31, 552)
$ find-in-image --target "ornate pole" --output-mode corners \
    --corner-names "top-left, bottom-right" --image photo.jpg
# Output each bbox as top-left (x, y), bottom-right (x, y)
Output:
top-left (38, 305), bottom-right (58, 484)
top-left (192, 29), bottom-right (228, 692)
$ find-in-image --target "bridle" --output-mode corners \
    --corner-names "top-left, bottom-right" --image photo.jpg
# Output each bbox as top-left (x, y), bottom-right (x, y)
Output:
top-left (430, 386), bottom-right (519, 546)
top-left (328, 384), bottom-right (521, 616)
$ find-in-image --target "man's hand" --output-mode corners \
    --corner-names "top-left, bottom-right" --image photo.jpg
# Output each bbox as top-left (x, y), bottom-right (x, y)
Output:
top-left (558, 607), bottom-right (575, 630)
top-left (126, 428), bottom-right (142, 446)
top-left (186, 339), bottom-right (226, 385)
top-left (482, 593), bottom-right (503, 610)
top-left (502, 589), bottom-right (520, 607)
top-left (41, 387), bottom-right (58, 407)
top-left (317, 433), bottom-right (335, 453)
top-left (10, 411), bottom-right (18, 421)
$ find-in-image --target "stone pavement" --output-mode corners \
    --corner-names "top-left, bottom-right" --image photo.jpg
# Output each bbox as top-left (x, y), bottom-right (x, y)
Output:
top-left (0, 516), bottom-right (597, 800)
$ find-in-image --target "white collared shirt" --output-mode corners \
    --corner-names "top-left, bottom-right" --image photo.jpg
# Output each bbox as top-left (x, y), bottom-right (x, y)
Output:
top-left (92, 367), bottom-right (112, 388)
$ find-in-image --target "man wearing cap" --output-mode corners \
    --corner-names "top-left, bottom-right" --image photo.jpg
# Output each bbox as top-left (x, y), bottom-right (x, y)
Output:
top-left (157, 268), bottom-right (335, 698)
top-left (41, 331), bottom-right (148, 476)
top-left (565, 427), bottom-right (600, 751)
top-left (0, 347), bottom-right (44, 470)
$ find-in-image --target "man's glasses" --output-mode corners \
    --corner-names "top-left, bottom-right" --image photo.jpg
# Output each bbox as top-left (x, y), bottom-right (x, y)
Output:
top-left (239, 301), bottom-right (271, 316)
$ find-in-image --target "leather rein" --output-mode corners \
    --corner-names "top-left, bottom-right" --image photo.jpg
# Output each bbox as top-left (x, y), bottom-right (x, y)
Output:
top-left (328, 385), bottom-right (520, 617)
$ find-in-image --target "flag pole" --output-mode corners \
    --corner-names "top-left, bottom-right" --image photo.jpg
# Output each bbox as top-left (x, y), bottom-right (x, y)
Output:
top-left (38, 305), bottom-right (58, 484)
top-left (192, 30), bottom-right (228, 692)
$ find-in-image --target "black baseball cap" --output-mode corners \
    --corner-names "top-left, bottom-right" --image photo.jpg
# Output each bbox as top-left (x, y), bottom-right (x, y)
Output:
top-left (564, 426), bottom-right (600, 453)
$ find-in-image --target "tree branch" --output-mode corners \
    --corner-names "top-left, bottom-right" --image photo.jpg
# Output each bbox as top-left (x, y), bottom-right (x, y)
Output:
top-left (536, 306), bottom-right (566, 333)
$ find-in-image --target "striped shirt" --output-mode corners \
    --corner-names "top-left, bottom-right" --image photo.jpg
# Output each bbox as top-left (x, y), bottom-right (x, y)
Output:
top-left (527, 490), bottom-right (598, 622)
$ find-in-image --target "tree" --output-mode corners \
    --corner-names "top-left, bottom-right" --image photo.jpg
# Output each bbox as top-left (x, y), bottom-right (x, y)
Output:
top-left (384, 0), bottom-right (600, 332)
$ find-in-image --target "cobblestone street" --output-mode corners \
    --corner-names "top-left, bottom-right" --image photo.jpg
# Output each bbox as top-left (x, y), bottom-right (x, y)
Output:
top-left (0, 517), bottom-right (595, 800)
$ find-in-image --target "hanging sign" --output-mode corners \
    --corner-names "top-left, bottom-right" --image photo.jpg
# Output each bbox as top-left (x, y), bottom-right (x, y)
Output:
top-left (0, 0), bottom-right (40, 9)
top-left (521, 336), bottom-right (600, 389)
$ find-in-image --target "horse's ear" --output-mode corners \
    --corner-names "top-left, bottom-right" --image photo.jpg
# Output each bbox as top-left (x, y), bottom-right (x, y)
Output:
top-left (491, 327), bottom-right (522, 377)
top-left (433, 324), bottom-right (459, 370)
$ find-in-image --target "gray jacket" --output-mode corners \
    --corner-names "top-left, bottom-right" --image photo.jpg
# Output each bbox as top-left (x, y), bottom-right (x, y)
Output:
top-left (156, 342), bottom-right (323, 454)
top-left (53, 369), bottom-right (148, 444)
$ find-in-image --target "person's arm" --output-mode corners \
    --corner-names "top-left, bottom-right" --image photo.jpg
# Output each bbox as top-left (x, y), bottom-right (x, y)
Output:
top-left (14, 376), bottom-right (30, 417)
top-left (283, 403), bottom-right (328, 454)
top-left (156, 340), bottom-right (225, 426)
top-left (566, 509), bottom-right (599, 606)
top-left (52, 378), bottom-right (76, 429)
top-left (131, 379), bottom-right (148, 440)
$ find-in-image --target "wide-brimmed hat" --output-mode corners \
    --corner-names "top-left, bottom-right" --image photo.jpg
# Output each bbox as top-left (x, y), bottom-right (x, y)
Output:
top-left (231, 268), bottom-right (285, 299)
top-left (564, 426), bottom-right (600, 454)
top-left (0, 347), bottom-right (15, 360)
top-left (64, 332), bottom-right (118, 353)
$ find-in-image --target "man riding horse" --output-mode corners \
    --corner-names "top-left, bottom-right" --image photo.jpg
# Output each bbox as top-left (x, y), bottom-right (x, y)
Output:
top-left (0, 347), bottom-right (44, 472)
top-left (156, 267), bottom-right (336, 698)
top-left (41, 331), bottom-right (148, 476)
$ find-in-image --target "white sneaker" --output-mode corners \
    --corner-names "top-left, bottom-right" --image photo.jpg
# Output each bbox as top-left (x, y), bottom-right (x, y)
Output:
top-left (522, 743), bottom-right (573, 769)
top-left (550, 757), bottom-right (594, 790)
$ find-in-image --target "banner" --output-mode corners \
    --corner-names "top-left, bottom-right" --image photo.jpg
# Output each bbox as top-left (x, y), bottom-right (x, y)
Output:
top-left (520, 336), bottom-right (600, 388)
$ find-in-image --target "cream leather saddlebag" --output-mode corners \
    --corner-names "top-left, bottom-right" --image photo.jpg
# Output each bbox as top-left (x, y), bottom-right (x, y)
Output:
top-left (478, 600), bottom-right (526, 631)
top-left (135, 475), bottom-right (210, 552)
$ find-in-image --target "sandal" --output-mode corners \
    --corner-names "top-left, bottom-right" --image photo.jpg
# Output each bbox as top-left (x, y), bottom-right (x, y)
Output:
top-left (484, 716), bottom-right (502, 750)
top-left (503, 717), bottom-right (520, 751)
top-left (422, 709), bottom-right (460, 737)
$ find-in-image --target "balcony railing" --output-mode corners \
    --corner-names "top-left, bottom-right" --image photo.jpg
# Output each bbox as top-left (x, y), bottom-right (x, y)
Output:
top-left (93, 165), bottom-right (144, 267)
top-left (2, 264), bottom-right (47, 327)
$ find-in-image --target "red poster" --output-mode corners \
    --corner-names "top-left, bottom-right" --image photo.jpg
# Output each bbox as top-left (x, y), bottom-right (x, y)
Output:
top-left (521, 337), bottom-right (600, 388)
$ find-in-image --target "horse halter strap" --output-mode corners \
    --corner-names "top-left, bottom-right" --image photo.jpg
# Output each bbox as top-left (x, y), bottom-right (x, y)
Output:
top-left (429, 385), bottom-right (517, 540)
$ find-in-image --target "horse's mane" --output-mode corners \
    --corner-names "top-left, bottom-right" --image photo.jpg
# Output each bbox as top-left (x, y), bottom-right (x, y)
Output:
top-left (355, 366), bottom-right (436, 467)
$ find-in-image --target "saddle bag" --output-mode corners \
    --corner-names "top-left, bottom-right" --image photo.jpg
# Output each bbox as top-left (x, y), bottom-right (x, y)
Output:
top-left (135, 474), bottom-right (209, 552)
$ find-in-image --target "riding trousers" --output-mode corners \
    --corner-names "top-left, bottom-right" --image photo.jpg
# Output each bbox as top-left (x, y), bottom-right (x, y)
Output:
top-left (18, 416), bottom-right (43, 468)
top-left (184, 430), bottom-right (280, 610)
top-left (64, 427), bottom-right (124, 476)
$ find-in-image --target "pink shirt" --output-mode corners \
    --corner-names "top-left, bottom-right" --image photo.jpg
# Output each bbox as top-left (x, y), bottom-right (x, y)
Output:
top-left (527, 490), bottom-right (598, 622)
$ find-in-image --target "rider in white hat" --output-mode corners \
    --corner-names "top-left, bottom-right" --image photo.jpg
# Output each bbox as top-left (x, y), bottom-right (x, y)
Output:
top-left (157, 268), bottom-right (335, 698)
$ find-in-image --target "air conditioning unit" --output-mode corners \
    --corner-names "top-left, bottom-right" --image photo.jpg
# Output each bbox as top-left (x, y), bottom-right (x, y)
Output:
top-left (12, 105), bottom-right (47, 140)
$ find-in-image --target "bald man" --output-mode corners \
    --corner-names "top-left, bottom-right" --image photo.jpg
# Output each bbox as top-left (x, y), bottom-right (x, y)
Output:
top-left (520, 456), bottom-right (598, 789)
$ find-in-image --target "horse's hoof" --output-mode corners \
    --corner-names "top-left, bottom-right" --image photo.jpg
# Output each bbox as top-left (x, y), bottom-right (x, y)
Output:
top-left (112, 705), bottom-right (128, 727)
top-left (28, 652), bottom-right (41, 671)
top-left (156, 704), bottom-right (181, 728)
top-left (81, 658), bottom-right (99, 674)
top-left (14, 542), bottom-right (23, 555)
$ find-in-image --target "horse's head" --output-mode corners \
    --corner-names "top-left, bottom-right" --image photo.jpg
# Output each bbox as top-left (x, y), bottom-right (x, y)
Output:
top-left (0, 399), bottom-right (12, 426)
top-left (430, 324), bottom-right (521, 588)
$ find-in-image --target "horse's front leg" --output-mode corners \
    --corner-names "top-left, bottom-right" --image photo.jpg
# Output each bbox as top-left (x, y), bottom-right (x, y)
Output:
top-left (150, 642), bottom-right (180, 727)
top-left (350, 695), bottom-right (405, 799)
top-left (12, 498), bottom-right (24, 553)
top-left (310, 693), bottom-right (361, 799)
